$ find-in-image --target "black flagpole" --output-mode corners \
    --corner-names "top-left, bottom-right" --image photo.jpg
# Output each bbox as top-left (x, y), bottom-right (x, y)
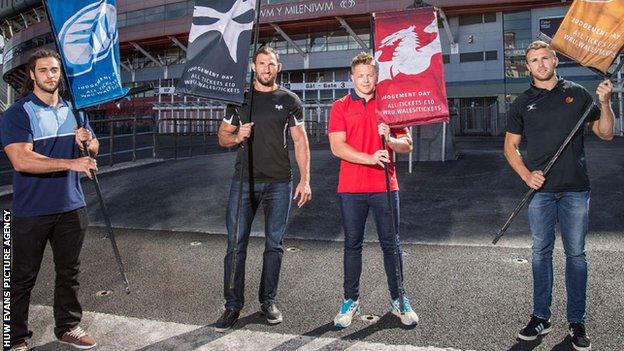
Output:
top-left (229, 0), bottom-right (263, 290)
top-left (492, 50), bottom-right (624, 245)
top-left (381, 136), bottom-right (406, 314)
top-left (43, 0), bottom-right (130, 293)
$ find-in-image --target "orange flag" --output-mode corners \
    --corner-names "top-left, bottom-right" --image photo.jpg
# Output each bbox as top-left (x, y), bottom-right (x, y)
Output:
top-left (551, 0), bottom-right (624, 74)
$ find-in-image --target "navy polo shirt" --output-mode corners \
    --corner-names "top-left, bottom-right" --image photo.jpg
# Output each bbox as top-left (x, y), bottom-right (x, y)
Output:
top-left (0, 92), bottom-right (94, 218)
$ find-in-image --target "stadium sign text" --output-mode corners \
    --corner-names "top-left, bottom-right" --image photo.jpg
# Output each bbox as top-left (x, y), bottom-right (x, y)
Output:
top-left (259, 0), bottom-right (414, 23)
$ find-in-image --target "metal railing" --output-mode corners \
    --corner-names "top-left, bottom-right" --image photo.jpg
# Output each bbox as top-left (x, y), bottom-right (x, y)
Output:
top-left (0, 108), bottom-right (332, 185)
top-left (154, 118), bottom-right (222, 159)
top-left (90, 116), bottom-right (156, 166)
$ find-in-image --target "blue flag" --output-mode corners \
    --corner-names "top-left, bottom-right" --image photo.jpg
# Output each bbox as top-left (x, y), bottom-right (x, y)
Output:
top-left (45, 0), bottom-right (128, 109)
top-left (177, 0), bottom-right (255, 105)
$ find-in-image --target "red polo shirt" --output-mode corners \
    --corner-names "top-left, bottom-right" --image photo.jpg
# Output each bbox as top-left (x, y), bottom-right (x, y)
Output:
top-left (328, 92), bottom-right (407, 193)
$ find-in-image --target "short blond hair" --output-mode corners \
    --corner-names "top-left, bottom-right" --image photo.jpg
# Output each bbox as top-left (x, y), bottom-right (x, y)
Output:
top-left (525, 40), bottom-right (557, 59)
top-left (351, 52), bottom-right (375, 73)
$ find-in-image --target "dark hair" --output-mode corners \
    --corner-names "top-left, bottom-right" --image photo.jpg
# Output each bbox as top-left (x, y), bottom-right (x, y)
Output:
top-left (252, 45), bottom-right (280, 63)
top-left (21, 49), bottom-right (63, 96)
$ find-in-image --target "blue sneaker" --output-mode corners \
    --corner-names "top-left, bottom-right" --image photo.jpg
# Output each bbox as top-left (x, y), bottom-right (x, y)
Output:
top-left (334, 298), bottom-right (360, 328)
top-left (390, 296), bottom-right (419, 326)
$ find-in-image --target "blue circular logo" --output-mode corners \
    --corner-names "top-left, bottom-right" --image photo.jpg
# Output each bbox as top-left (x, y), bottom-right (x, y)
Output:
top-left (58, 0), bottom-right (117, 77)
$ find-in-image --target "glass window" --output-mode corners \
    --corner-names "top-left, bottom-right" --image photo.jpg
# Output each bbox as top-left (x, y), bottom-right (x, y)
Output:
top-left (335, 89), bottom-right (349, 98)
top-left (334, 70), bottom-right (349, 81)
top-left (485, 50), bottom-right (498, 60)
top-left (503, 11), bottom-right (530, 21)
top-left (320, 89), bottom-right (333, 100)
top-left (166, 2), bottom-right (187, 20)
top-left (327, 35), bottom-right (349, 52)
top-left (125, 10), bottom-right (144, 27)
top-left (459, 14), bottom-right (482, 26)
top-left (443, 54), bottom-right (450, 64)
top-left (272, 40), bottom-right (287, 55)
top-left (288, 38), bottom-right (308, 55)
top-left (505, 56), bottom-right (529, 78)
top-left (290, 71), bottom-right (303, 83)
top-left (504, 11), bottom-right (532, 78)
top-left (310, 35), bottom-right (327, 52)
top-left (145, 5), bottom-right (165, 16)
top-left (143, 6), bottom-right (165, 22)
top-left (484, 13), bottom-right (496, 23)
top-left (459, 52), bottom-right (483, 62)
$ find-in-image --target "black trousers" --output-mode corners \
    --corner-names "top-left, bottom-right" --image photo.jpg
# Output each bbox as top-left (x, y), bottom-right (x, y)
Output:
top-left (10, 207), bottom-right (88, 343)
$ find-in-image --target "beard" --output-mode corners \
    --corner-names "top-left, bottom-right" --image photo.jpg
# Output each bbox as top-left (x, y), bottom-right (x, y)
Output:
top-left (35, 79), bottom-right (59, 94)
top-left (532, 69), bottom-right (555, 82)
top-left (256, 74), bottom-right (276, 87)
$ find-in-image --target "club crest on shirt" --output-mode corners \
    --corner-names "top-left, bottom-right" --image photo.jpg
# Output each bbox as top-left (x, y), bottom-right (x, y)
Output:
top-left (275, 104), bottom-right (283, 111)
top-left (565, 96), bottom-right (574, 104)
top-left (526, 103), bottom-right (537, 111)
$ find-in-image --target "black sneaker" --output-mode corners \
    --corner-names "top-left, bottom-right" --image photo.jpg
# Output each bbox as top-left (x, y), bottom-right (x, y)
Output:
top-left (214, 308), bottom-right (240, 332)
top-left (260, 301), bottom-right (283, 324)
top-left (517, 315), bottom-right (552, 341)
top-left (569, 323), bottom-right (591, 351)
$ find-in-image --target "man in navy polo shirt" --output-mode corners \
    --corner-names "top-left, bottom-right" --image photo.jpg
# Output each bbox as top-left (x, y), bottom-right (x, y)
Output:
top-left (1, 49), bottom-right (98, 350)
top-left (505, 41), bottom-right (614, 351)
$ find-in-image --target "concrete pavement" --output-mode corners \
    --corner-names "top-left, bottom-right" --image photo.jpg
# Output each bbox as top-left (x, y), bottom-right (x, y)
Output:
top-left (2, 136), bottom-right (623, 350)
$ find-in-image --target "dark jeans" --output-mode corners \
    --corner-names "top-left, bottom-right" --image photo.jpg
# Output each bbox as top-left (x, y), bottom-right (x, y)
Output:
top-left (223, 180), bottom-right (292, 311)
top-left (339, 192), bottom-right (403, 301)
top-left (10, 207), bottom-right (88, 343)
top-left (528, 191), bottom-right (590, 323)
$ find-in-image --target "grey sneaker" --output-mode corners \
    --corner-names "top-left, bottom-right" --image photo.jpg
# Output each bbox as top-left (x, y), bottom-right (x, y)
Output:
top-left (260, 301), bottom-right (283, 324)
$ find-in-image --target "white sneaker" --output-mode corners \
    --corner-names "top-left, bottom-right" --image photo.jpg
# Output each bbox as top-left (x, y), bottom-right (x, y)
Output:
top-left (334, 298), bottom-right (360, 328)
top-left (391, 296), bottom-right (419, 326)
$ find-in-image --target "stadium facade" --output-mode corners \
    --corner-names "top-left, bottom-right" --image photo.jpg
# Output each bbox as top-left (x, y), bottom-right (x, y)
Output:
top-left (0, 0), bottom-right (622, 138)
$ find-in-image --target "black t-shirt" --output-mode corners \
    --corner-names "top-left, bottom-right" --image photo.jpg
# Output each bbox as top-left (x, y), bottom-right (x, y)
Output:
top-left (506, 77), bottom-right (601, 192)
top-left (224, 86), bottom-right (304, 182)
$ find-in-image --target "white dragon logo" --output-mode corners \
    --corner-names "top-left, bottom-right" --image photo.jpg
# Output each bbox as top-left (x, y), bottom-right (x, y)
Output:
top-left (375, 17), bottom-right (441, 83)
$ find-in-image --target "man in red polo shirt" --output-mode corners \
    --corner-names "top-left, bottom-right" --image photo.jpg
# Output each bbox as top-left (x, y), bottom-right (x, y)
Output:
top-left (328, 52), bottom-right (418, 328)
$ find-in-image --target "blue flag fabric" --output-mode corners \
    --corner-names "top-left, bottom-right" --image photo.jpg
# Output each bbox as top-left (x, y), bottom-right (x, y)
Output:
top-left (177, 0), bottom-right (255, 105)
top-left (45, 0), bottom-right (128, 109)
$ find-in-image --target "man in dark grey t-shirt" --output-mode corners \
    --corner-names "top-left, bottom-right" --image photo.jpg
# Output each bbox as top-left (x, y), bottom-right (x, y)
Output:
top-left (504, 41), bottom-right (614, 350)
top-left (214, 45), bottom-right (312, 331)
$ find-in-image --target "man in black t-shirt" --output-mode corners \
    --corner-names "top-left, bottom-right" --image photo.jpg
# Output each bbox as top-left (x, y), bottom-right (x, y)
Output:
top-left (214, 46), bottom-right (312, 331)
top-left (504, 41), bottom-right (614, 350)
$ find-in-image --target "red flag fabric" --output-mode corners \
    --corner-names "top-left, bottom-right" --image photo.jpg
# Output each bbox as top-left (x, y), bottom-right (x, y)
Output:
top-left (374, 8), bottom-right (449, 128)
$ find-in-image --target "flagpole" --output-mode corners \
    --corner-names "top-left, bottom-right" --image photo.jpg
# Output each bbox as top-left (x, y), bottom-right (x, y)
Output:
top-left (381, 136), bottom-right (406, 314)
top-left (493, 46), bottom-right (624, 245)
top-left (43, 0), bottom-right (130, 294)
top-left (229, 0), bottom-right (263, 290)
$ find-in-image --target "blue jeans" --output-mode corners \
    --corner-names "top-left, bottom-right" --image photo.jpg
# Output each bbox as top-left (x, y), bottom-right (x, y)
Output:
top-left (339, 192), bottom-right (403, 301)
top-left (528, 191), bottom-right (590, 323)
top-left (223, 180), bottom-right (292, 311)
